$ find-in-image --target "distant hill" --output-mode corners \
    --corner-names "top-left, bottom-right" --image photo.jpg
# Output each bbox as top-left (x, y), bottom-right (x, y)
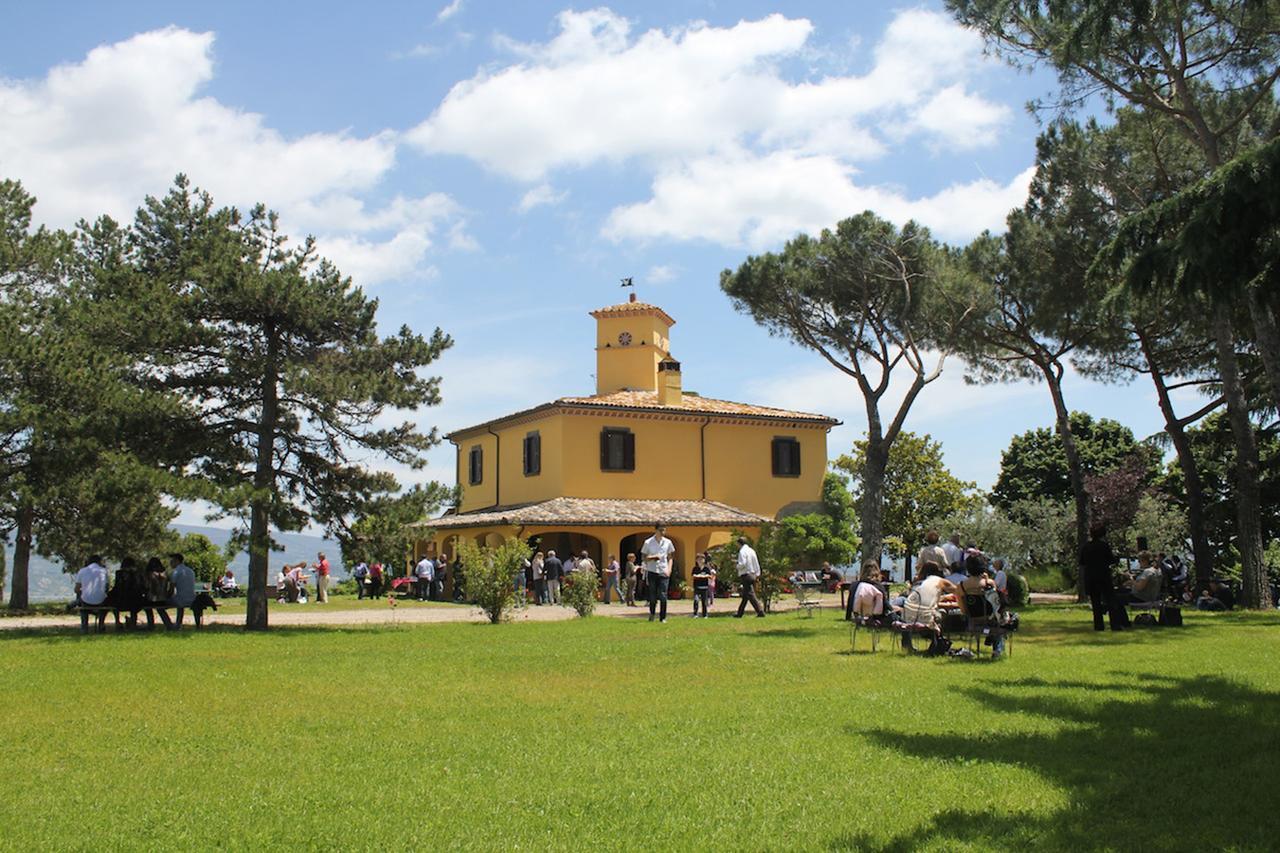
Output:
top-left (3, 524), bottom-right (345, 604)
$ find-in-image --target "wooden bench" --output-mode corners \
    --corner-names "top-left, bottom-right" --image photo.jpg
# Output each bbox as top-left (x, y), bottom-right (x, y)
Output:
top-left (74, 600), bottom-right (212, 633)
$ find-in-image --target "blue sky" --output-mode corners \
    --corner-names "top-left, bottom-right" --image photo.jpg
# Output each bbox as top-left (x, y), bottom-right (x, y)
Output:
top-left (1, 2), bottom-right (1185, 524)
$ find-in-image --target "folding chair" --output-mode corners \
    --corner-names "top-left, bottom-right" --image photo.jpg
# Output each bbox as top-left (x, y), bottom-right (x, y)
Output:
top-left (794, 572), bottom-right (824, 617)
top-left (849, 613), bottom-right (884, 653)
top-left (962, 594), bottom-right (1012, 658)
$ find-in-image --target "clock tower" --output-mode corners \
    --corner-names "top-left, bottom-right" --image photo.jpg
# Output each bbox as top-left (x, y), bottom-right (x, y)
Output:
top-left (590, 293), bottom-right (677, 395)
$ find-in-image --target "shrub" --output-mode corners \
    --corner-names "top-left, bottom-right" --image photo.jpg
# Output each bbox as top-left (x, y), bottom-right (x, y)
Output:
top-left (1006, 573), bottom-right (1029, 607)
top-left (563, 565), bottom-right (599, 617)
top-left (458, 538), bottom-right (531, 624)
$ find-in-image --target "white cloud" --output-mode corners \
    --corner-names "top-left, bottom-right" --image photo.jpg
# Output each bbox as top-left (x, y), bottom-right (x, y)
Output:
top-left (908, 85), bottom-right (1010, 149)
top-left (646, 264), bottom-right (677, 284)
top-left (437, 0), bottom-right (465, 23)
top-left (516, 182), bottom-right (568, 212)
top-left (407, 8), bottom-right (1007, 182)
top-left (320, 231), bottom-right (438, 287)
top-left (604, 152), bottom-right (1033, 248)
top-left (0, 27), bottom-right (463, 287)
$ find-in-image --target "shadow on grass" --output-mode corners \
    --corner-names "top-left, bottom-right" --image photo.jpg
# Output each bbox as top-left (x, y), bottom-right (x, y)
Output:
top-left (748, 626), bottom-right (822, 640)
top-left (832, 672), bottom-right (1280, 851)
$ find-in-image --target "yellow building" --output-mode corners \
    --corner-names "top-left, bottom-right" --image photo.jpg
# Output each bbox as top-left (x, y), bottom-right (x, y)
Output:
top-left (413, 295), bottom-right (838, 587)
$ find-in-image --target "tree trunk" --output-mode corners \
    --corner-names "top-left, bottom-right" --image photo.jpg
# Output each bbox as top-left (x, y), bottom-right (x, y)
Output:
top-left (0, 533), bottom-right (7, 605)
top-left (1210, 305), bottom-right (1267, 609)
top-left (1246, 286), bottom-right (1280, 411)
top-left (858, 441), bottom-right (888, 572)
top-left (1137, 329), bottom-right (1215, 585)
top-left (1041, 364), bottom-right (1089, 602)
top-left (246, 327), bottom-right (280, 631)
top-left (7, 503), bottom-right (33, 611)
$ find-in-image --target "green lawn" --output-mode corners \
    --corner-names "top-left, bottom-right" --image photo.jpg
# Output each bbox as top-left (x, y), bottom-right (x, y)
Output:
top-left (0, 607), bottom-right (1276, 851)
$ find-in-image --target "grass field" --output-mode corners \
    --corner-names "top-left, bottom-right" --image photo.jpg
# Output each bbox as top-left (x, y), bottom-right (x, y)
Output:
top-left (1, 606), bottom-right (1277, 851)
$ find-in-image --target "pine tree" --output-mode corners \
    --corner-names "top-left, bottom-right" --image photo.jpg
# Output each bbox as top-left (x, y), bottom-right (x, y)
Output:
top-left (121, 177), bottom-right (452, 629)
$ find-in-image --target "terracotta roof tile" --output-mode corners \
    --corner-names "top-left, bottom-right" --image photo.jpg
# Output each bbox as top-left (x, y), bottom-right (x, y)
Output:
top-left (589, 301), bottom-right (676, 326)
top-left (413, 497), bottom-right (767, 529)
top-left (556, 390), bottom-right (837, 423)
top-left (447, 390), bottom-right (838, 439)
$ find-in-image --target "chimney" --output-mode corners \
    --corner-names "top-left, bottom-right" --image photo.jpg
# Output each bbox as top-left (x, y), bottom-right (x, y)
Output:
top-left (657, 357), bottom-right (682, 406)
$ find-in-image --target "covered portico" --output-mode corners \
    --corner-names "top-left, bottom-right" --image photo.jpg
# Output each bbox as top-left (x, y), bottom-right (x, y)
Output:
top-left (411, 496), bottom-right (765, 586)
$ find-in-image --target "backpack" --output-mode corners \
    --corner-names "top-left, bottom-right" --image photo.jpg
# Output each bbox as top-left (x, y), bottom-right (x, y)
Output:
top-left (925, 635), bottom-right (953, 656)
top-left (1158, 605), bottom-right (1183, 627)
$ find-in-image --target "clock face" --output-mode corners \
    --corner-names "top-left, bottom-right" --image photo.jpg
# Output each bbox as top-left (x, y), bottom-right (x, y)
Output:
top-left (618, 332), bottom-right (632, 346)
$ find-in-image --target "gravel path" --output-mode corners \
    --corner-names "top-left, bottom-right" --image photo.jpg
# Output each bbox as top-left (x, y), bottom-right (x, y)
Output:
top-left (0, 599), bottom-right (796, 631)
top-left (3, 593), bottom-right (1073, 632)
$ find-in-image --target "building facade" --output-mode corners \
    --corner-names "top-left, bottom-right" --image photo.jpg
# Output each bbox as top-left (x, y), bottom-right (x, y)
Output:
top-left (413, 295), bottom-right (838, 587)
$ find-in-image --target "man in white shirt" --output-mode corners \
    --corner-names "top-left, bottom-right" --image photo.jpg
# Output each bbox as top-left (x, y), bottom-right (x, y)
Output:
top-left (75, 555), bottom-right (110, 633)
top-left (415, 556), bottom-right (435, 601)
top-left (734, 537), bottom-right (765, 618)
top-left (942, 534), bottom-right (964, 572)
top-left (169, 553), bottom-right (197, 629)
top-left (641, 523), bottom-right (676, 623)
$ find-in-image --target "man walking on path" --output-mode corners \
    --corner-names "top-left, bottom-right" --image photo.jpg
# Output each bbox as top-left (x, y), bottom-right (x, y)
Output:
top-left (544, 550), bottom-right (564, 605)
top-left (734, 536), bottom-right (765, 618)
top-left (641, 523), bottom-right (675, 623)
top-left (313, 552), bottom-right (331, 604)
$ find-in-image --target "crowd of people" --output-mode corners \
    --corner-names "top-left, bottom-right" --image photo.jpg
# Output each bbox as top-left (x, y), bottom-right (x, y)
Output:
top-left (507, 525), bottom-right (749, 623)
top-left (1081, 524), bottom-right (1240, 630)
top-left (410, 552), bottom-right (463, 602)
top-left (838, 530), bottom-right (1017, 658)
top-left (273, 552), bottom-right (336, 604)
top-left (71, 552), bottom-right (213, 633)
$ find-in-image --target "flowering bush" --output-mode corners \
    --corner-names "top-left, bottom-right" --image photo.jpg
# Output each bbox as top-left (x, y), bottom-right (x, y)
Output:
top-left (562, 566), bottom-right (599, 617)
top-left (458, 538), bottom-right (531, 624)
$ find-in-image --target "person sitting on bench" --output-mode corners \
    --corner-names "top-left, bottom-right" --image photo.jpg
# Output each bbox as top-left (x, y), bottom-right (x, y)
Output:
top-left (168, 553), bottom-right (197, 628)
top-left (108, 557), bottom-right (148, 629)
top-left (75, 555), bottom-right (110, 634)
top-left (216, 569), bottom-right (238, 597)
top-left (144, 557), bottom-right (174, 629)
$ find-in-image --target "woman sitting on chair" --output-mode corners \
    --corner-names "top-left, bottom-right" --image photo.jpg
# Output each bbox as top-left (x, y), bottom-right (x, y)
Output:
top-left (852, 560), bottom-right (887, 622)
top-left (899, 562), bottom-right (959, 651)
top-left (958, 554), bottom-right (1006, 657)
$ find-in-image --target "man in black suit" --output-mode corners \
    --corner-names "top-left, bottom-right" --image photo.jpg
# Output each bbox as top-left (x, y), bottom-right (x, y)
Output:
top-left (1080, 523), bottom-right (1127, 631)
